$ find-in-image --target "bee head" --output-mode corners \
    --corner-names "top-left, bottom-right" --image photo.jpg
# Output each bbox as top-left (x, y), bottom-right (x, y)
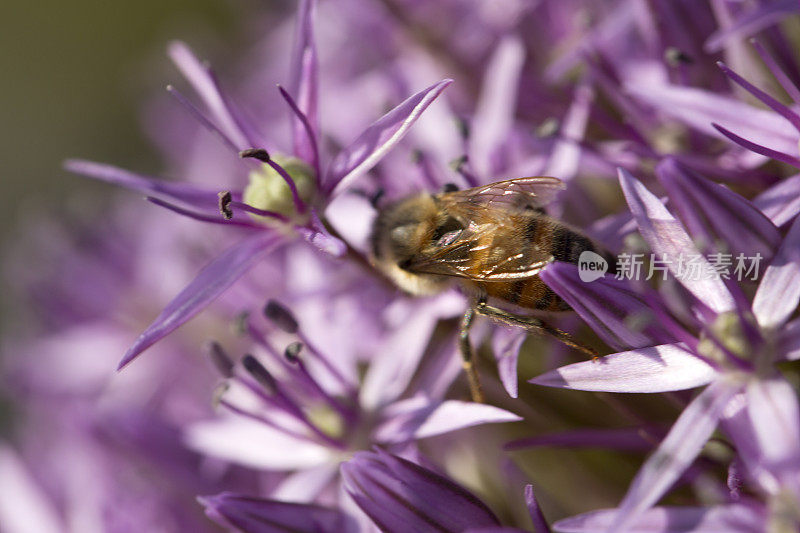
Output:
top-left (369, 194), bottom-right (454, 295)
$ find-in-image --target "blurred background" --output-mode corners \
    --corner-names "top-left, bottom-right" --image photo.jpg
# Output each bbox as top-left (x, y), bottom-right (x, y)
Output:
top-left (0, 1), bottom-right (276, 332)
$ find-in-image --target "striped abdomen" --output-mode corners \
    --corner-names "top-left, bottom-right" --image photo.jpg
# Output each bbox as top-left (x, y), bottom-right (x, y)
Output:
top-left (466, 213), bottom-right (603, 311)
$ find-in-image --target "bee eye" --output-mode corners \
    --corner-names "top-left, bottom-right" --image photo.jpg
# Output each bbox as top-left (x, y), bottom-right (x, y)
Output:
top-left (431, 216), bottom-right (463, 244)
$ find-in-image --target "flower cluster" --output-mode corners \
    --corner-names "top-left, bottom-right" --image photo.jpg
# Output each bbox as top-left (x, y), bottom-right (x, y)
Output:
top-left (4, 0), bottom-right (800, 532)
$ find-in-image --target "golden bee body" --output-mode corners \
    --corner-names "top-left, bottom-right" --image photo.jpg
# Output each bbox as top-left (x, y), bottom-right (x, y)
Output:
top-left (369, 177), bottom-right (604, 311)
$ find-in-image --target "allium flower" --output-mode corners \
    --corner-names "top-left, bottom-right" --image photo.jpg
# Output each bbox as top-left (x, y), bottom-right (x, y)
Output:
top-left (532, 162), bottom-right (800, 530)
top-left (65, 0), bottom-right (451, 370)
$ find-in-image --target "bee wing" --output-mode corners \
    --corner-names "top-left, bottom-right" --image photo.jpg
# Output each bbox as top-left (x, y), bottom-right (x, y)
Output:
top-left (404, 221), bottom-right (553, 282)
top-left (438, 176), bottom-right (565, 213)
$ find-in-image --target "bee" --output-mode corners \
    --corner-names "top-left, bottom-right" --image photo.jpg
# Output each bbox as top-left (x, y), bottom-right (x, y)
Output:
top-left (369, 177), bottom-right (609, 402)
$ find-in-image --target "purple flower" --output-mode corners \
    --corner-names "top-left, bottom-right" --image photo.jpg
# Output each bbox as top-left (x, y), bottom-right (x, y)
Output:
top-left (533, 165), bottom-right (800, 530)
top-left (199, 492), bottom-right (353, 533)
top-left (341, 449), bottom-right (502, 533)
top-left (65, 0), bottom-right (451, 370)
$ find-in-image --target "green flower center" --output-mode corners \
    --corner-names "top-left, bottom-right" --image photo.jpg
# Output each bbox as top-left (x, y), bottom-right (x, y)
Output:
top-left (242, 155), bottom-right (317, 223)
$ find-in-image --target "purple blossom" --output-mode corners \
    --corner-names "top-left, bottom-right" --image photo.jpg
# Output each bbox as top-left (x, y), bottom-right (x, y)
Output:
top-left (65, 0), bottom-right (452, 370)
top-left (534, 165), bottom-right (800, 530)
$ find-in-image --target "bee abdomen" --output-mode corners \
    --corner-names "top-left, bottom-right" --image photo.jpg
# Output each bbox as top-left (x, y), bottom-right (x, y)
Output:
top-left (551, 226), bottom-right (595, 265)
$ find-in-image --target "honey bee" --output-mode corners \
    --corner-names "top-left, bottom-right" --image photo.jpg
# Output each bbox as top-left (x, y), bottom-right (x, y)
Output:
top-left (369, 177), bottom-right (609, 402)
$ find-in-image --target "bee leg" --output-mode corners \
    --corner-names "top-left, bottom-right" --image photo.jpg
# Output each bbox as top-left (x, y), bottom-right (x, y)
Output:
top-left (474, 301), bottom-right (598, 360)
top-left (459, 307), bottom-right (486, 403)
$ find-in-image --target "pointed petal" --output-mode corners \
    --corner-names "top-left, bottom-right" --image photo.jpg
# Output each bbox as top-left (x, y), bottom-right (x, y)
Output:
top-left (718, 61), bottom-right (800, 133)
top-left (704, 0), bottom-right (799, 52)
top-left (506, 426), bottom-right (661, 452)
top-left (657, 158), bottom-right (781, 258)
top-left (200, 492), bottom-right (350, 533)
top-left (168, 41), bottom-right (253, 150)
top-left (271, 463), bottom-right (339, 503)
top-left (752, 214), bottom-right (800, 329)
top-left (618, 168), bottom-right (735, 314)
top-left (754, 173), bottom-right (800, 228)
top-left (0, 446), bottom-right (62, 533)
top-left (624, 83), bottom-right (799, 157)
top-left (360, 293), bottom-right (464, 410)
top-left (712, 122), bottom-right (800, 168)
top-left (525, 485), bottom-right (551, 533)
top-left (341, 450), bottom-right (500, 532)
top-left (539, 263), bottom-right (675, 351)
top-left (746, 377), bottom-right (800, 479)
top-left (119, 232), bottom-right (282, 369)
top-left (185, 417), bottom-right (330, 470)
top-left (470, 35), bottom-right (525, 177)
top-left (609, 380), bottom-right (743, 532)
top-left (530, 343), bottom-right (716, 393)
top-left (554, 504), bottom-right (765, 533)
top-left (325, 79), bottom-right (453, 197)
top-left (493, 327), bottom-right (526, 399)
top-left (375, 399), bottom-right (521, 444)
top-left (780, 318), bottom-right (800, 361)
top-left (544, 83), bottom-right (593, 180)
top-left (64, 159), bottom-right (224, 211)
top-left (288, 0), bottom-right (319, 165)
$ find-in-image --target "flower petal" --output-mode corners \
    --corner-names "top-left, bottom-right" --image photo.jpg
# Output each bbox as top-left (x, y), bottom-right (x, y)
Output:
top-left (754, 173), bottom-right (800, 228)
top-left (325, 79), bottom-right (453, 197)
top-left (118, 232), bottom-right (282, 369)
top-left (288, 0), bottom-right (319, 166)
top-left (0, 446), bottom-right (62, 533)
top-left (624, 83), bottom-right (799, 157)
top-left (656, 158), bottom-right (781, 259)
top-left (64, 159), bottom-right (224, 212)
top-left (525, 485), bottom-right (551, 533)
top-left (360, 293), bottom-right (464, 410)
top-left (746, 376), bottom-right (800, 484)
top-left (492, 327), bottom-right (526, 398)
top-left (506, 426), bottom-right (661, 452)
top-left (608, 379), bottom-right (743, 532)
top-left (704, 0), bottom-right (799, 52)
top-left (469, 35), bottom-right (525, 177)
top-left (374, 399), bottom-right (521, 444)
top-left (530, 343), bottom-right (716, 393)
top-left (539, 263), bottom-right (675, 351)
top-left (341, 449), bottom-right (500, 533)
top-left (199, 492), bottom-right (351, 533)
top-left (185, 417), bottom-right (331, 470)
top-left (618, 168), bottom-right (735, 314)
top-left (167, 41), bottom-right (254, 150)
top-left (752, 214), bottom-right (800, 329)
top-left (554, 504), bottom-right (765, 533)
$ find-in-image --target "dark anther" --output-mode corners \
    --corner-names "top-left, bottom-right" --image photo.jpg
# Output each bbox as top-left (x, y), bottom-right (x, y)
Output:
top-left (239, 148), bottom-right (271, 162)
top-left (206, 341), bottom-right (234, 378)
top-left (218, 191), bottom-right (233, 220)
top-left (242, 354), bottom-right (276, 391)
top-left (411, 149), bottom-right (424, 164)
top-left (284, 341), bottom-right (304, 363)
top-left (232, 311), bottom-right (250, 336)
top-left (442, 183), bottom-right (459, 193)
top-left (264, 299), bottom-right (299, 334)
top-left (665, 47), bottom-right (694, 66)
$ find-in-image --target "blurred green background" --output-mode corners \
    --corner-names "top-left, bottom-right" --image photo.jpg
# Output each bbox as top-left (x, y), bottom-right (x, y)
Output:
top-left (0, 1), bottom-right (289, 326)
